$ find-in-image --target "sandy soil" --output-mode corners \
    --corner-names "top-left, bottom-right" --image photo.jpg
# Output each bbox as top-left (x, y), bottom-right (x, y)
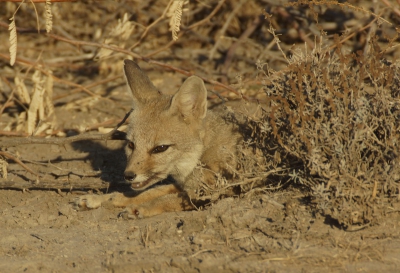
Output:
top-left (1, 188), bottom-right (400, 272)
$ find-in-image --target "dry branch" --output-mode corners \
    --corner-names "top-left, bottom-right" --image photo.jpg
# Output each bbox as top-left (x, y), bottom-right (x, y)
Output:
top-left (130, 0), bottom-right (174, 49)
top-left (209, 0), bottom-right (245, 60)
top-left (0, 109), bottom-right (131, 147)
top-left (0, 19), bottom-right (246, 100)
top-left (2, 0), bottom-right (78, 2)
top-left (0, 151), bottom-right (39, 176)
top-left (46, 33), bottom-right (248, 99)
top-left (0, 178), bottom-right (110, 190)
top-left (0, 52), bottom-right (101, 99)
top-left (185, 0), bottom-right (226, 31)
top-left (221, 14), bottom-right (263, 76)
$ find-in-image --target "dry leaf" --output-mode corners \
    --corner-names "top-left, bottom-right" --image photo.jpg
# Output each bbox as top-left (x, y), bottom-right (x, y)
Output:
top-left (14, 76), bottom-right (31, 104)
top-left (45, 0), bottom-right (53, 33)
top-left (8, 16), bottom-right (17, 66)
top-left (27, 69), bottom-right (45, 134)
top-left (167, 0), bottom-right (188, 41)
top-left (96, 13), bottom-right (134, 59)
top-left (0, 157), bottom-right (8, 179)
top-left (45, 71), bottom-right (55, 117)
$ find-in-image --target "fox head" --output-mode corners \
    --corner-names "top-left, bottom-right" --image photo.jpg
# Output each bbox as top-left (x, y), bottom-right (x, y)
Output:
top-left (122, 60), bottom-right (208, 190)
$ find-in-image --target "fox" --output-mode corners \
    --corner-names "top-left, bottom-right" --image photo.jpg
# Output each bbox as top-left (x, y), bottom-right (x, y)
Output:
top-left (74, 59), bottom-right (242, 219)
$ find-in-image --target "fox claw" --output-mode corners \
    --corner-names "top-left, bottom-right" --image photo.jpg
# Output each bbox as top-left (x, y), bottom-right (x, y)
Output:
top-left (73, 195), bottom-right (105, 210)
top-left (118, 207), bottom-right (143, 220)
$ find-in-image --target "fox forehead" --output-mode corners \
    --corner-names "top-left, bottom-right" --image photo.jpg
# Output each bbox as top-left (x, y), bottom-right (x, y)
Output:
top-left (126, 98), bottom-right (183, 146)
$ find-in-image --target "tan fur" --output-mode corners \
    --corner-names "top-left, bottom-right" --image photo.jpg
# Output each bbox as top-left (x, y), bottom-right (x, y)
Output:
top-left (74, 60), bottom-right (240, 218)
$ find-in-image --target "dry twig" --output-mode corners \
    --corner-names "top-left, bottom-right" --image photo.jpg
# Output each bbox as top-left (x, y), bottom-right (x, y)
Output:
top-left (0, 151), bottom-right (39, 177)
top-left (0, 20), bottom-right (244, 100)
top-left (0, 109), bottom-right (131, 147)
top-left (221, 14), bottom-right (263, 76)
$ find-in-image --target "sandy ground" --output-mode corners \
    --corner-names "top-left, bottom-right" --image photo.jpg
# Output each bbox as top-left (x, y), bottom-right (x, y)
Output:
top-left (0, 188), bottom-right (400, 272)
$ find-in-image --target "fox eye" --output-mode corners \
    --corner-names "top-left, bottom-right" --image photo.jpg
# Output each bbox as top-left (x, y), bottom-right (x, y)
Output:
top-left (151, 145), bottom-right (170, 154)
top-left (128, 141), bottom-right (135, 150)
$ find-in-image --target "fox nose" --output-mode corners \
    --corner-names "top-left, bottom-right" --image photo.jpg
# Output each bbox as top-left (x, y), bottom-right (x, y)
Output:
top-left (124, 172), bottom-right (137, 182)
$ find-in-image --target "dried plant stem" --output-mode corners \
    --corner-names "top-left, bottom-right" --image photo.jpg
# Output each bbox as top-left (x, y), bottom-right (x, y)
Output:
top-left (0, 109), bottom-right (131, 148)
top-left (53, 75), bottom-right (122, 101)
top-left (363, 5), bottom-right (378, 56)
top-left (0, 77), bottom-right (15, 116)
top-left (47, 33), bottom-right (142, 59)
top-left (0, 130), bottom-right (125, 145)
top-left (145, 0), bottom-right (225, 57)
top-left (185, 0), bottom-right (226, 30)
top-left (0, 52), bottom-right (97, 96)
top-left (0, 19), bottom-right (244, 99)
top-left (47, 33), bottom-right (245, 98)
top-left (381, 0), bottom-right (400, 16)
top-left (262, 11), bottom-right (290, 64)
top-left (144, 34), bottom-right (180, 58)
top-left (0, 51), bottom-right (120, 104)
top-left (221, 14), bottom-right (263, 75)
top-left (148, 59), bottom-right (249, 100)
top-left (130, 0), bottom-right (174, 50)
top-left (328, 14), bottom-right (383, 51)
top-left (28, 0), bottom-right (40, 32)
top-left (0, 130), bottom-right (64, 137)
top-left (9, 17), bottom-right (17, 66)
top-left (40, 68), bottom-right (94, 97)
top-left (84, 118), bottom-right (120, 132)
top-left (209, 0), bottom-right (245, 60)
top-left (288, 1), bottom-right (391, 25)
top-left (0, 151), bottom-right (39, 177)
top-left (0, 91), bottom-right (14, 117)
top-left (5, 0), bottom-right (77, 2)
top-left (45, 33), bottom-right (247, 99)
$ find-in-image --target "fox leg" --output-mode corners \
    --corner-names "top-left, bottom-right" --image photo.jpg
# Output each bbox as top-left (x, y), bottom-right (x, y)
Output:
top-left (119, 191), bottom-right (193, 219)
top-left (74, 184), bottom-right (183, 210)
top-left (74, 192), bottom-right (117, 209)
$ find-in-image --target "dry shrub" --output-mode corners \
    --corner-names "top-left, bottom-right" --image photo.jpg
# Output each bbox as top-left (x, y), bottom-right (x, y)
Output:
top-left (250, 34), bottom-right (400, 229)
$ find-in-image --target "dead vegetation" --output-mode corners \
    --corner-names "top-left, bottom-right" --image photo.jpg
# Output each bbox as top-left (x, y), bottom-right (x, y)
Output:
top-left (0, 0), bottom-right (400, 232)
top-left (251, 34), bottom-right (400, 230)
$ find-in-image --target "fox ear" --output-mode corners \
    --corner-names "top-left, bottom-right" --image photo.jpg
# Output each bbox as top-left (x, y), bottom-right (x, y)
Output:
top-left (170, 76), bottom-right (207, 120)
top-left (123, 59), bottom-right (159, 105)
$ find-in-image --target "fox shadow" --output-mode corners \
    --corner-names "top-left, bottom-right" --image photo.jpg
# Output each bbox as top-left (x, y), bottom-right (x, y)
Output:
top-left (70, 137), bottom-right (131, 192)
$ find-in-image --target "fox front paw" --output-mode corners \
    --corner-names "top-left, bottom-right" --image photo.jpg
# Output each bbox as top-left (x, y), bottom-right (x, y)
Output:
top-left (118, 206), bottom-right (147, 220)
top-left (73, 194), bottom-right (109, 210)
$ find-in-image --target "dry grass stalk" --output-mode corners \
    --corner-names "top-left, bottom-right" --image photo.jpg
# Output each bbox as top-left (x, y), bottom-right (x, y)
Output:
top-left (14, 76), bottom-right (31, 104)
top-left (8, 16), bottom-right (17, 66)
top-left (167, 0), bottom-right (187, 41)
top-left (45, 0), bottom-right (53, 33)
top-left (96, 13), bottom-right (135, 60)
